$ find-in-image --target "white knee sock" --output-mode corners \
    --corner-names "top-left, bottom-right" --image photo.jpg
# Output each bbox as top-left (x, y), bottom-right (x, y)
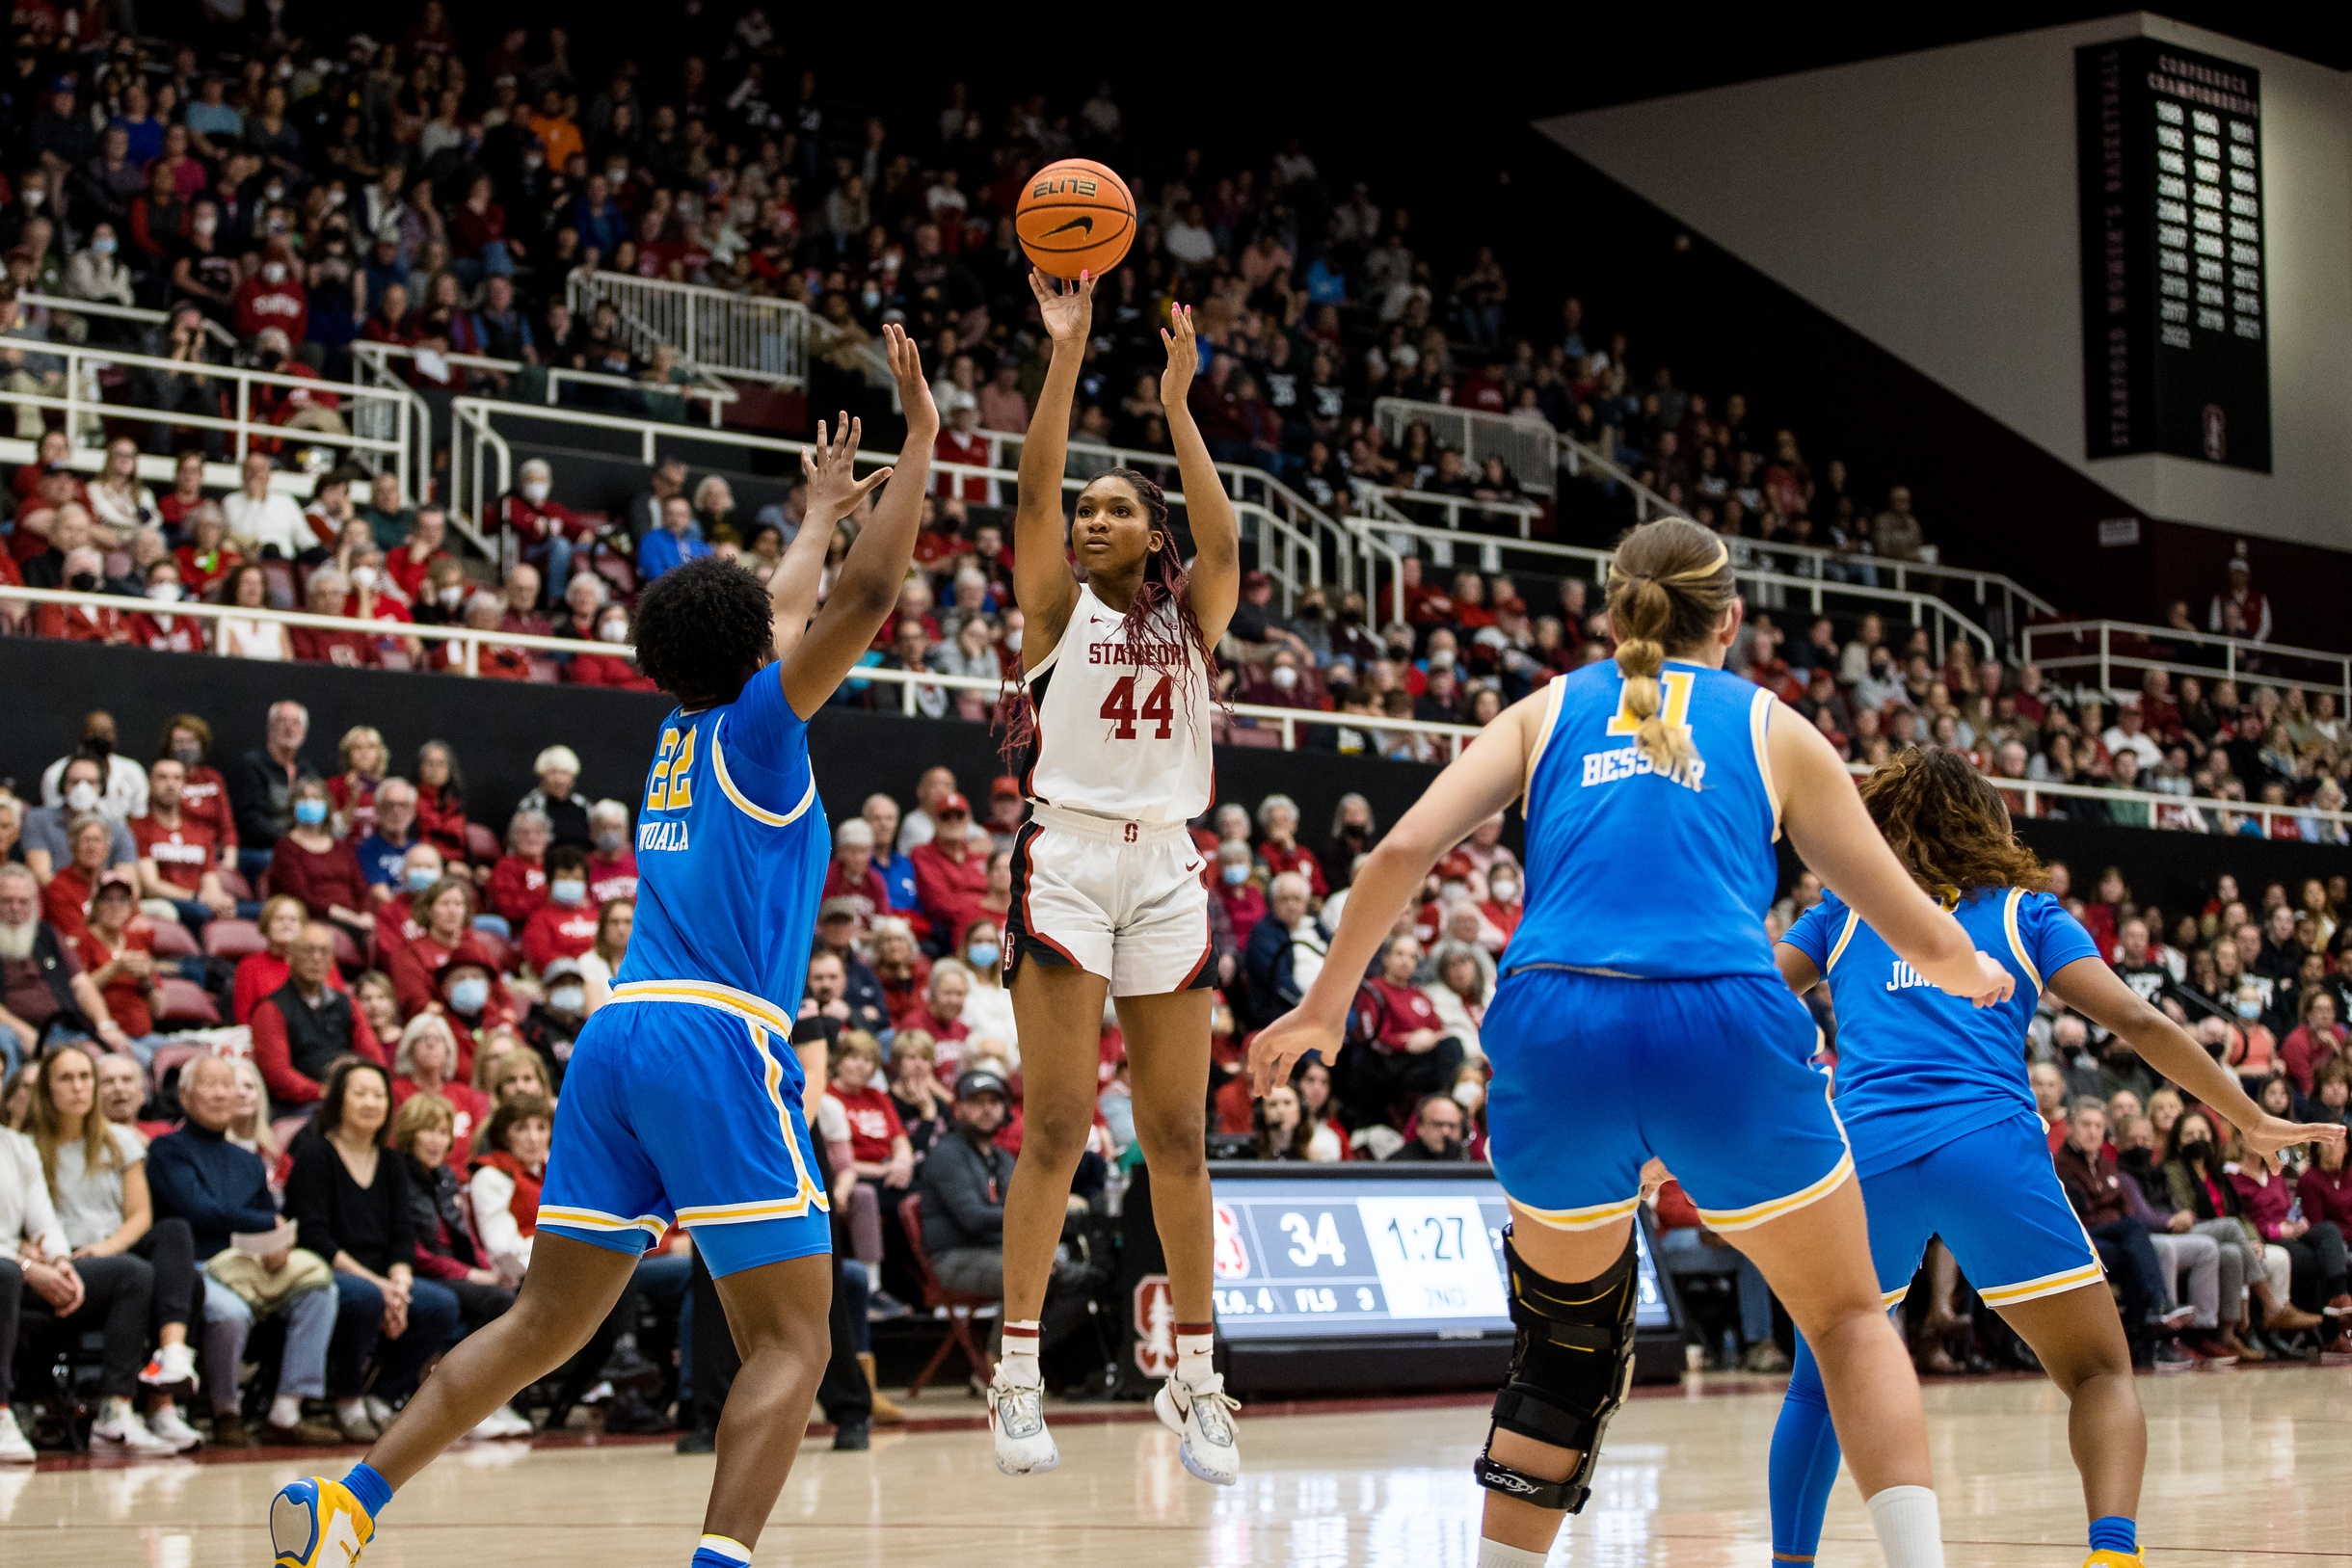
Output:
top-left (1865, 1484), bottom-right (1945, 1568)
top-left (1476, 1540), bottom-right (1550, 1568)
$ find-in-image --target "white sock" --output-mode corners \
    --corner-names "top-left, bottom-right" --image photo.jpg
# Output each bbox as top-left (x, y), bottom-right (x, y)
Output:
top-left (1477, 1540), bottom-right (1551, 1568)
top-left (336, 1397), bottom-right (368, 1423)
top-left (269, 1394), bottom-right (302, 1428)
top-left (999, 1319), bottom-right (1041, 1387)
top-left (1865, 1484), bottom-right (1945, 1568)
top-left (1175, 1330), bottom-right (1215, 1387)
top-left (100, 1396), bottom-right (133, 1421)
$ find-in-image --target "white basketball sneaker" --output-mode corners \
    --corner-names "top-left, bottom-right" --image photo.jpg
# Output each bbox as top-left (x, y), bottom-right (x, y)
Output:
top-left (986, 1368), bottom-right (1058, 1475)
top-left (1154, 1371), bottom-right (1241, 1485)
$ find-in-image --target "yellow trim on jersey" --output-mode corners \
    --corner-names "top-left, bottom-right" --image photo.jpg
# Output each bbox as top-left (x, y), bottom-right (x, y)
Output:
top-left (676, 1198), bottom-right (819, 1225)
top-left (608, 979), bottom-right (793, 1036)
top-left (1824, 909), bottom-right (1861, 974)
top-left (1694, 1149), bottom-right (1855, 1233)
top-left (1510, 1192), bottom-right (1644, 1232)
top-left (536, 1205), bottom-right (670, 1241)
top-left (1750, 686), bottom-right (1782, 841)
top-left (1978, 1260), bottom-right (2106, 1306)
top-left (2003, 888), bottom-right (2044, 992)
top-left (1881, 1284), bottom-right (1911, 1308)
top-left (748, 1019), bottom-right (828, 1215)
top-left (708, 731), bottom-right (817, 829)
top-left (1522, 675), bottom-right (1570, 802)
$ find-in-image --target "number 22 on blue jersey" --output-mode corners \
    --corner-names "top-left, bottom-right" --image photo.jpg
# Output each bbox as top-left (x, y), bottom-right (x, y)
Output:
top-left (645, 725), bottom-right (697, 812)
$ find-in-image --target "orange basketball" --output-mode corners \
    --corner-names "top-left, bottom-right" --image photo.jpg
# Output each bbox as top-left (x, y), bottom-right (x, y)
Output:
top-left (1015, 158), bottom-right (1136, 279)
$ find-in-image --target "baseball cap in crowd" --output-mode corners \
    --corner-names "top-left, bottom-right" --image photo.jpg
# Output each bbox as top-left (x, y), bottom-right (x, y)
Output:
top-left (1242, 570), bottom-right (1271, 591)
top-left (817, 897), bottom-right (861, 922)
top-left (935, 792), bottom-right (971, 818)
top-left (990, 777), bottom-right (1020, 800)
top-left (955, 1068), bottom-right (1009, 1103)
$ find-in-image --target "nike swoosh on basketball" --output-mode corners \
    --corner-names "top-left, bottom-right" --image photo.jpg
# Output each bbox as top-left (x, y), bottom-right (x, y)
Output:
top-left (1044, 216), bottom-right (1094, 238)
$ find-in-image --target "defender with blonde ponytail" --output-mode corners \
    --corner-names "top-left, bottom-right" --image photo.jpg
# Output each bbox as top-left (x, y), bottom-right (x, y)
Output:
top-left (1768, 747), bottom-right (2340, 1568)
top-left (1251, 516), bottom-right (2024, 1568)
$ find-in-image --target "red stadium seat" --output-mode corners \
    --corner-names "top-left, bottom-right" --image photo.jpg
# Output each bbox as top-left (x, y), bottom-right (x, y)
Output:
top-left (332, 928), bottom-right (363, 971)
top-left (147, 1041), bottom-right (201, 1082)
top-left (527, 658), bottom-right (561, 683)
top-left (896, 1192), bottom-right (999, 1397)
top-left (592, 553), bottom-right (636, 600)
top-left (470, 930), bottom-right (515, 973)
top-left (157, 979), bottom-right (219, 1026)
top-left (273, 1115), bottom-right (310, 1149)
top-left (202, 918), bottom-right (266, 960)
top-left (217, 866), bottom-right (254, 903)
top-left (147, 920), bottom-right (199, 958)
top-left (467, 823), bottom-right (502, 863)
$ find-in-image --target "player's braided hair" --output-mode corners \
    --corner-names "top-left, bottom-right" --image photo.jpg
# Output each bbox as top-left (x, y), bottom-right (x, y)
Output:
top-left (630, 556), bottom-right (775, 704)
top-left (1604, 517), bottom-right (1735, 777)
top-left (1858, 745), bottom-right (2049, 898)
top-left (994, 467), bottom-right (1221, 762)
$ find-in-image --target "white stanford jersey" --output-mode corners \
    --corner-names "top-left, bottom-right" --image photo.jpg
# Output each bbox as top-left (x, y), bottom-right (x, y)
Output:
top-left (1017, 582), bottom-right (1214, 825)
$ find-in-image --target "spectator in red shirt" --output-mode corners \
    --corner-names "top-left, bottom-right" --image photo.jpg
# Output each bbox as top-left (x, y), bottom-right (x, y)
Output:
top-left (230, 893), bottom-right (350, 1024)
top-left (823, 817), bottom-right (893, 924)
top-left (910, 793), bottom-right (988, 940)
top-left (391, 1013), bottom-right (491, 1150)
top-left (500, 461), bottom-right (588, 608)
top-left (566, 602), bottom-right (656, 690)
top-left (386, 876), bottom-right (489, 1020)
top-left (933, 393), bottom-right (997, 505)
top-left (269, 778), bottom-right (372, 942)
top-left (520, 846), bottom-right (600, 975)
top-left (487, 810), bottom-right (551, 931)
top-left (1254, 793), bottom-right (1327, 897)
top-left (430, 957), bottom-right (518, 1084)
top-left (2281, 990), bottom-right (2347, 1099)
top-left (129, 558), bottom-right (210, 652)
top-left (413, 740), bottom-right (471, 866)
top-left (373, 844), bottom-right (448, 963)
top-left (133, 756), bottom-right (236, 929)
top-left (249, 921), bottom-right (361, 1107)
top-left (33, 546), bottom-right (130, 644)
top-left (1344, 935), bottom-right (1465, 1131)
top-left (459, 589), bottom-right (533, 679)
top-left (231, 239), bottom-right (307, 342)
top-left (171, 505), bottom-right (239, 598)
top-left (74, 879), bottom-right (163, 1053)
top-left (1213, 840), bottom-right (1267, 942)
top-left (40, 811), bottom-right (116, 940)
top-left (386, 508), bottom-right (453, 604)
top-left (159, 713), bottom-right (238, 868)
top-left (897, 961), bottom-right (974, 1062)
top-left (286, 567), bottom-right (378, 668)
top-left (585, 802), bottom-right (639, 906)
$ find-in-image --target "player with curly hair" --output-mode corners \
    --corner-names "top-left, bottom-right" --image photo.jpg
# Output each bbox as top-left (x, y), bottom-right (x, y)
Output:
top-left (1768, 746), bottom-right (2342, 1568)
top-left (271, 328), bottom-right (940, 1568)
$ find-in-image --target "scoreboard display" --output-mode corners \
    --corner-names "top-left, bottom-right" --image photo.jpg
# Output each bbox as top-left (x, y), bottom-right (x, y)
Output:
top-left (2076, 39), bottom-right (2270, 471)
top-left (1205, 1168), bottom-right (1674, 1342)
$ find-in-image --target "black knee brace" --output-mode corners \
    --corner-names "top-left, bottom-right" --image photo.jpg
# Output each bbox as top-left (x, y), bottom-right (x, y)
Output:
top-left (1472, 1227), bottom-right (1639, 1514)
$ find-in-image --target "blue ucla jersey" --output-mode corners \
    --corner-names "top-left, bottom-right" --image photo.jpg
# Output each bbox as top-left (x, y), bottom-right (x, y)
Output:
top-left (617, 666), bottom-right (830, 1019)
top-left (1781, 886), bottom-right (2099, 1178)
top-left (1507, 658), bottom-right (1784, 981)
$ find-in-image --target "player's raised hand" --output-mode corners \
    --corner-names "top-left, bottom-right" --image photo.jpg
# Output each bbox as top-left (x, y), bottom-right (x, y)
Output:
top-left (1159, 302), bottom-right (1198, 408)
top-left (883, 322), bottom-right (937, 439)
top-left (800, 412), bottom-right (892, 526)
top-left (1248, 1006), bottom-right (1340, 1100)
top-left (1029, 267), bottom-right (1095, 348)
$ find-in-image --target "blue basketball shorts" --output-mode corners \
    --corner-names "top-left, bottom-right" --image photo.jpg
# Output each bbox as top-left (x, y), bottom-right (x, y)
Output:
top-left (538, 980), bottom-right (832, 1279)
top-left (1481, 968), bottom-right (1853, 1234)
top-left (1855, 1110), bottom-right (2105, 1308)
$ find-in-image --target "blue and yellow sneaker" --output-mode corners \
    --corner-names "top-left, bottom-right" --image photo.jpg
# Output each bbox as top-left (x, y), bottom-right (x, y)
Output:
top-left (2084, 1552), bottom-right (2145, 1568)
top-left (269, 1477), bottom-right (377, 1568)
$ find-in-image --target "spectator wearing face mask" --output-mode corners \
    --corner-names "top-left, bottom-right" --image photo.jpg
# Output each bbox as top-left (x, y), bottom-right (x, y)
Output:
top-left (269, 779), bottom-right (372, 942)
top-left (32, 548), bottom-right (129, 643)
top-left (521, 957), bottom-right (592, 1087)
top-left (565, 604), bottom-right (655, 689)
top-left (22, 755), bottom-right (140, 885)
top-left (432, 958), bottom-right (517, 1084)
top-left (372, 845), bottom-right (447, 961)
top-left (39, 712), bottom-right (148, 821)
top-left (520, 846), bottom-right (600, 975)
top-left (500, 460), bottom-right (588, 608)
top-left (582, 802), bottom-right (638, 907)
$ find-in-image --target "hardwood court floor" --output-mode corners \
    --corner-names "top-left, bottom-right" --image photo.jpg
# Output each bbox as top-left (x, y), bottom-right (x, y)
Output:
top-left (5, 1368), bottom-right (2346, 1566)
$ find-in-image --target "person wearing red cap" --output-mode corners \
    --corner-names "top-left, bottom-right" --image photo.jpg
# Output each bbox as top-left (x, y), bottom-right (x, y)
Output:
top-left (911, 792), bottom-right (988, 938)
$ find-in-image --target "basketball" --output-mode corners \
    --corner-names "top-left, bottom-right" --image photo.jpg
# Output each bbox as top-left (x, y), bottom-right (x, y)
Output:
top-left (1015, 158), bottom-right (1136, 279)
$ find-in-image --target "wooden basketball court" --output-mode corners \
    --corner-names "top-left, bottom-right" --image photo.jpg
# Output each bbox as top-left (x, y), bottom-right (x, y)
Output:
top-left (6, 1368), bottom-right (2342, 1566)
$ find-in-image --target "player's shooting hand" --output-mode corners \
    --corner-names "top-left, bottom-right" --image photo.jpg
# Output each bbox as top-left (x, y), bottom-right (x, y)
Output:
top-left (1159, 303), bottom-right (1198, 407)
top-left (800, 412), bottom-right (892, 528)
top-left (1249, 1007), bottom-right (1340, 1099)
top-left (882, 323), bottom-right (937, 439)
top-left (1029, 267), bottom-right (1095, 349)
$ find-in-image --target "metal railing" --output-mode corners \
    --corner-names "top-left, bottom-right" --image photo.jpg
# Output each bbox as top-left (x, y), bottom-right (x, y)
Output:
top-left (18, 291), bottom-right (239, 350)
top-left (567, 273), bottom-right (807, 388)
top-left (353, 342), bottom-right (735, 431)
top-left (1855, 760), bottom-right (2351, 840)
top-left (2023, 621), bottom-right (2352, 708)
top-left (0, 341), bottom-right (424, 507)
top-left (1357, 482), bottom-right (1544, 541)
top-left (1374, 396), bottom-right (1561, 498)
top-left (0, 583), bottom-right (1482, 757)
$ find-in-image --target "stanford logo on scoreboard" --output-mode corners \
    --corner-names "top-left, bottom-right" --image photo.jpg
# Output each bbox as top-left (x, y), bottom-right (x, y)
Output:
top-left (1133, 1276), bottom-right (1176, 1378)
